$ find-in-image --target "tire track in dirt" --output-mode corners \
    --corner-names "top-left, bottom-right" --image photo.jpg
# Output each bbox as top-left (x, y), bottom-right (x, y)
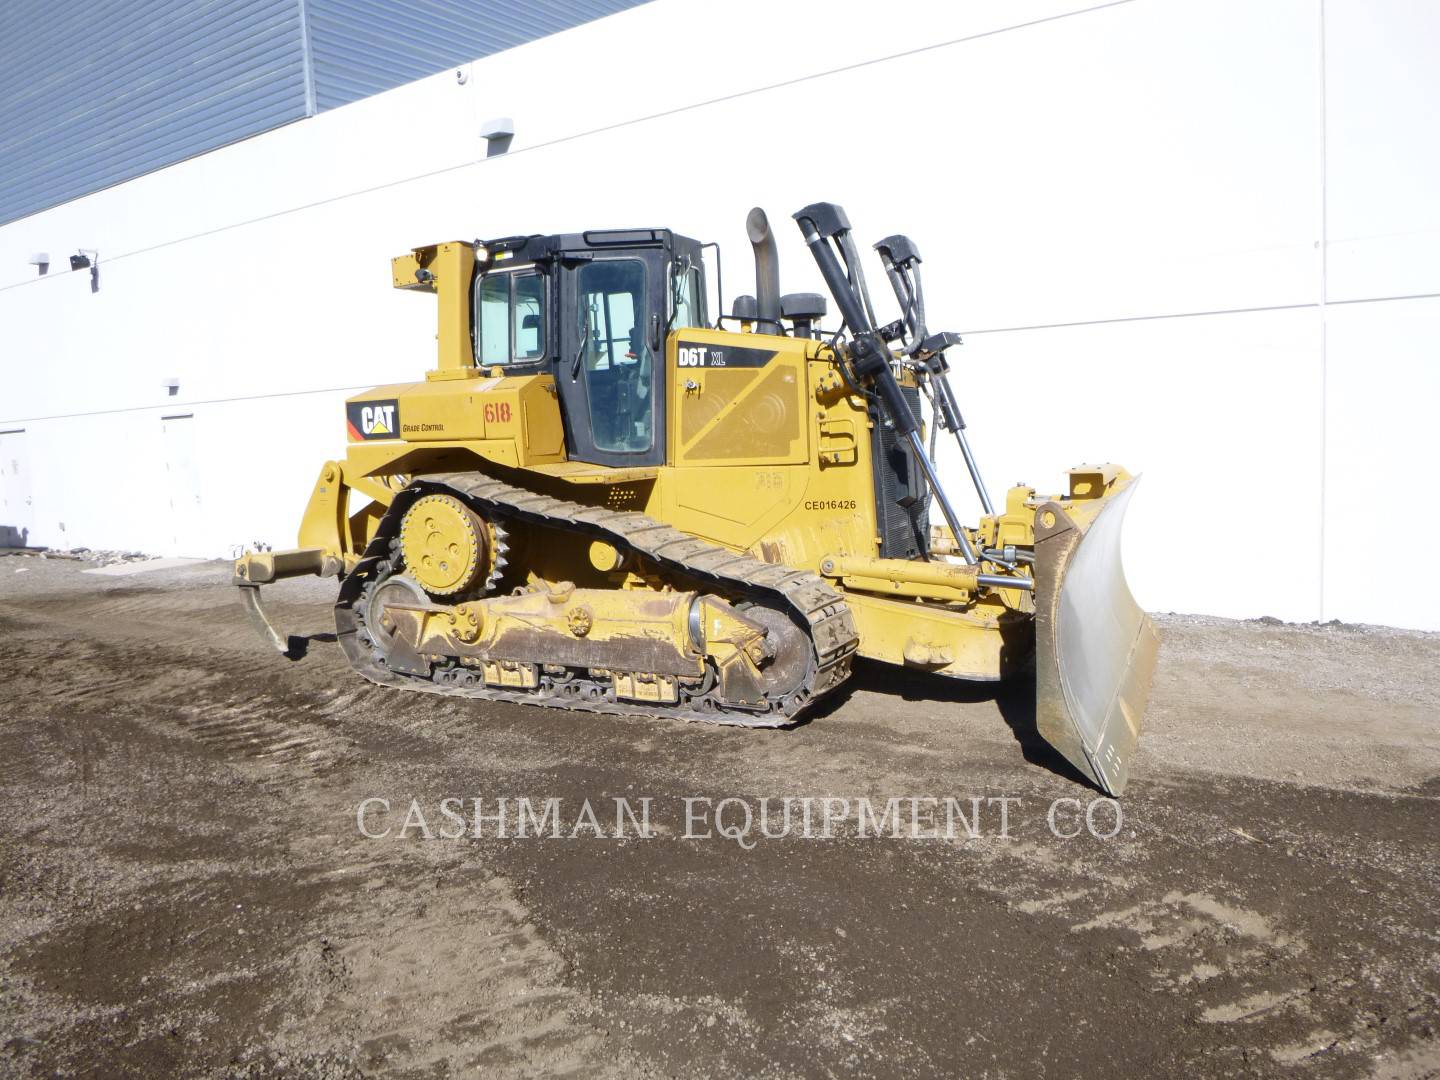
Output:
top-left (261, 845), bottom-right (625, 1078)
top-left (0, 605), bottom-right (356, 784)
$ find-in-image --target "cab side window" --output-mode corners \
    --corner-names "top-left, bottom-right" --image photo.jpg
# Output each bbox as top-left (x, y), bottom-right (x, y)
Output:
top-left (474, 269), bottom-right (547, 364)
top-left (514, 273), bottom-right (545, 358)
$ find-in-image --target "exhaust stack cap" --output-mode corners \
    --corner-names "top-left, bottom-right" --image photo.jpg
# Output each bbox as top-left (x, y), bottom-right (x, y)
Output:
top-left (745, 206), bottom-right (772, 245)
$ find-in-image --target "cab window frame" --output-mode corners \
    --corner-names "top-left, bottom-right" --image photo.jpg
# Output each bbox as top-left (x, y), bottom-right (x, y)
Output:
top-left (472, 264), bottom-right (549, 367)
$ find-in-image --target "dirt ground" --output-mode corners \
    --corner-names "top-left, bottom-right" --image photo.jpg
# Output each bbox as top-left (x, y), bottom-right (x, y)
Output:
top-left (1, 557), bottom-right (1436, 1079)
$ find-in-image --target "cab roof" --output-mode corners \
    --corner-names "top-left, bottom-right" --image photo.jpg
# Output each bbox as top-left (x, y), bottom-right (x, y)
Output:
top-left (479, 228), bottom-right (702, 265)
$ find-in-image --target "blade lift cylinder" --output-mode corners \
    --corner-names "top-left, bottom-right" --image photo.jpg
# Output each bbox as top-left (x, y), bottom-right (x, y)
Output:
top-left (793, 202), bottom-right (1018, 579)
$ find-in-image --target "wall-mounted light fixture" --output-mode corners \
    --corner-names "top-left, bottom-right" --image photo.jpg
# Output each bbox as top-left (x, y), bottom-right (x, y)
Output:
top-left (28, 252), bottom-right (49, 276)
top-left (70, 249), bottom-right (99, 292)
top-left (480, 116), bottom-right (514, 157)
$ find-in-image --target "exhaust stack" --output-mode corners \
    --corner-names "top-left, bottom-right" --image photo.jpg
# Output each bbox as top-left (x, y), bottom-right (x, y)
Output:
top-left (746, 207), bottom-right (781, 334)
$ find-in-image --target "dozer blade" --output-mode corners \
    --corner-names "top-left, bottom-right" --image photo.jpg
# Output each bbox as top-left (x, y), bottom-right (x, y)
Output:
top-left (1032, 476), bottom-right (1160, 796)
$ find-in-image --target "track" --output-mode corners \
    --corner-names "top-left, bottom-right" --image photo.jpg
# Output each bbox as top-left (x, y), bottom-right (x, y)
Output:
top-left (335, 473), bottom-right (859, 726)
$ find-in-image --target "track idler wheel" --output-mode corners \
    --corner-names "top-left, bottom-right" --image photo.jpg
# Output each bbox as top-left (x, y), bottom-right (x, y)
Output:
top-left (696, 600), bottom-right (812, 712)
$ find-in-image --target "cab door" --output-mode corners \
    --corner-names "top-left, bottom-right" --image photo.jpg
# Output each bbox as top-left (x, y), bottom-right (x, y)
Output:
top-left (557, 253), bottom-right (667, 468)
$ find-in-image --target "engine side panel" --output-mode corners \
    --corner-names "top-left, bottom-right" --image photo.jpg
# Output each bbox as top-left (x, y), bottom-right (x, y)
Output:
top-left (343, 372), bottom-right (567, 477)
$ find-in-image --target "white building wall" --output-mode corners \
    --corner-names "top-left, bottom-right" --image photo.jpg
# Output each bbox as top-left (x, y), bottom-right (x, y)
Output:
top-left (1, 0), bottom-right (1436, 629)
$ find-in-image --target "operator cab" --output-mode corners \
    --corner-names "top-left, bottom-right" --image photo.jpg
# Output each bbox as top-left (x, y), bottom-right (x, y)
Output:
top-left (471, 228), bottom-right (707, 469)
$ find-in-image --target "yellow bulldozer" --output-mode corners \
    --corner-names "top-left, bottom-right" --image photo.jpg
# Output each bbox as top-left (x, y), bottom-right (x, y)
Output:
top-left (235, 202), bottom-right (1159, 794)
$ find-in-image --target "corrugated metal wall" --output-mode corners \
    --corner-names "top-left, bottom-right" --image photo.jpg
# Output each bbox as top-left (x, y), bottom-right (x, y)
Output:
top-left (0, 0), bottom-right (649, 226)
top-left (306, 0), bottom-right (648, 111)
top-left (0, 0), bottom-right (310, 226)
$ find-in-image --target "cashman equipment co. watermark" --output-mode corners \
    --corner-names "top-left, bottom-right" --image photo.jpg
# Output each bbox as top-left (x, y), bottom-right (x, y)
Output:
top-left (356, 795), bottom-right (1125, 848)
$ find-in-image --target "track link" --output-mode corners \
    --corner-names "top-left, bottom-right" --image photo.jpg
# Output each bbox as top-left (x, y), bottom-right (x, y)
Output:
top-left (335, 473), bottom-right (858, 727)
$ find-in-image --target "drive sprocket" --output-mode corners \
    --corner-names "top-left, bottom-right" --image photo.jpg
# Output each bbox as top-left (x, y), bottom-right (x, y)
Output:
top-left (398, 492), bottom-right (490, 596)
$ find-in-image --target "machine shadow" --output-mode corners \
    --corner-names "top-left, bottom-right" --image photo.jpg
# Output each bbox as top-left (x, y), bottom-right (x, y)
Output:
top-left (283, 632), bottom-right (338, 661)
top-left (803, 658), bottom-right (1099, 792)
